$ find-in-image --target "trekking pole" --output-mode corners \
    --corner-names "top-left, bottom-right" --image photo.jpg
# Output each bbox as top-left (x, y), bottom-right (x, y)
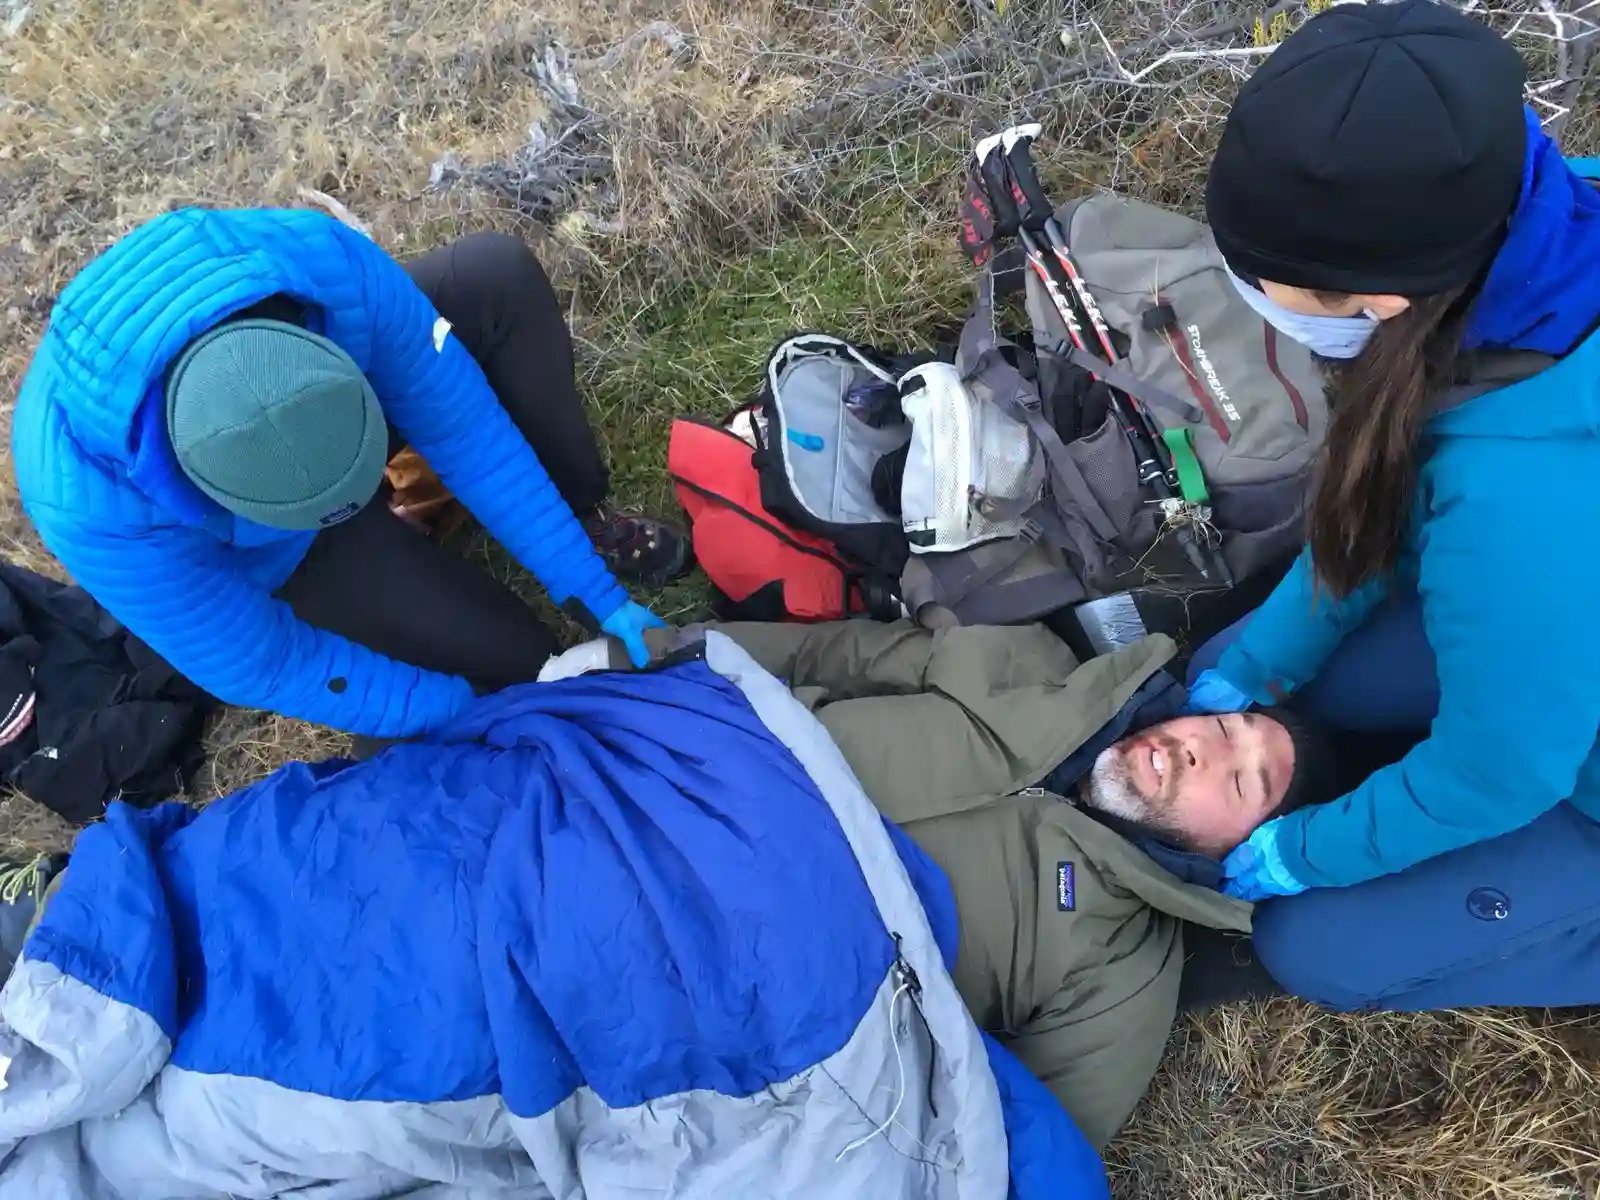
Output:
top-left (995, 126), bottom-right (1233, 587)
top-left (978, 135), bottom-right (1173, 511)
top-left (1000, 125), bottom-right (1178, 488)
top-left (974, 130), bottom-right (1225, 586)
top-left (973, 132), bottom-right (1094, 354)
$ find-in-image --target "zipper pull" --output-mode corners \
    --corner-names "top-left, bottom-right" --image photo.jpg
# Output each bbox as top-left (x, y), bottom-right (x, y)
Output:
top-left (890, 932), bottom-right (923, 999)
top-left (892, 933), bottom-right (939, 1122)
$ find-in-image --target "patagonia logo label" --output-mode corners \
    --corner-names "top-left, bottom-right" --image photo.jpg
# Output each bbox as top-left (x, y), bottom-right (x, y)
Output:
top-left (1056, 862), bottom-right (1076, 912)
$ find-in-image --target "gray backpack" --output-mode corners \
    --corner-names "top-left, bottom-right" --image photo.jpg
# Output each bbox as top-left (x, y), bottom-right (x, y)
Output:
top-left (744, 192), bottom-right (1328, 630)
top-left (900, 191), bottom-right (1328, 627)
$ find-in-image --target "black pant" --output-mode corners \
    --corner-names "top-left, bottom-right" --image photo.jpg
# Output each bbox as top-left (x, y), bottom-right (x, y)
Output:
top-left (276, 233), bottom-right (608, 692)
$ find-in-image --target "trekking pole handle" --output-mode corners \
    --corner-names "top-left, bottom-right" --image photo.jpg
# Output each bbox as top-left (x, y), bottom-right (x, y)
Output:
top-left (974, 132), bottom-right (1023, 235)
top-left (978, 127), bottom-right (1227, 586)
top-left (999, 125), bottom-right (1052, 232)
top-left (1005, 134), bottom-right (1126, 366)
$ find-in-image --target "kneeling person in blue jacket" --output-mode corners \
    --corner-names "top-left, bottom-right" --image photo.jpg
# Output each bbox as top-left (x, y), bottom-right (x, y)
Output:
top-left (13, 208), bottom-right (687, 737)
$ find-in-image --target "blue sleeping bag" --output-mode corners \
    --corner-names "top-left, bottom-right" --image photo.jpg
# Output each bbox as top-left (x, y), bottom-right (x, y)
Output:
top-left (0, 633), bottom-right (1106, 1199)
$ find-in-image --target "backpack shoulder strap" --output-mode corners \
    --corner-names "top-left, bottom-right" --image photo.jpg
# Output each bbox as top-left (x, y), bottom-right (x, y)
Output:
top-left (988, 385), bottom-right (1118, 541)
top-left (1060, 340), bottom-right (1202, 425)
top-left (1016, 258), bottom-right (1201, 427)
top-left (902, 534), bottom-right (1041, 612)
top-left (962, 271), bottom-right (1120, 531)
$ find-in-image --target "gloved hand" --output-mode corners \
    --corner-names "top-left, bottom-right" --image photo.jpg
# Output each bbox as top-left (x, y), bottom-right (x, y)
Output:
top-left (1185, 668), bottom-right (1255, 715)
top-left (1221, 817), bottom-right (1308, 901)
top-left (600, 600), bottom-right (668, 669)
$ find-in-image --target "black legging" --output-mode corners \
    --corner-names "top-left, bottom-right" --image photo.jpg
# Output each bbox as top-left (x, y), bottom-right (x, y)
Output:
top-left (275, 233), bottom-right (608, 693)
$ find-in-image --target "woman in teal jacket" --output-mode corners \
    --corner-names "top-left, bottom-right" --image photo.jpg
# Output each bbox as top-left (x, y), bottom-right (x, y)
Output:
top-left (1186, 2), bottom-right (1600, 1009)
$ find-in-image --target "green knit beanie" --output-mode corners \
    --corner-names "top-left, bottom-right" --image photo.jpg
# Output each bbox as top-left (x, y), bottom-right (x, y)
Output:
top-left (164, 319), bottom-right (388, 530)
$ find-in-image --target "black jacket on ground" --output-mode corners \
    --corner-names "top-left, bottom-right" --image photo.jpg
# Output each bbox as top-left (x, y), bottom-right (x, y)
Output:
top-left (0, 564), bottom-right (213, 824)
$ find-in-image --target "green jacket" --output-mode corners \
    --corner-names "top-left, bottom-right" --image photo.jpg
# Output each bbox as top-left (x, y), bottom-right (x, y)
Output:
top-left (597, 620), bottom-right (1250, 1148)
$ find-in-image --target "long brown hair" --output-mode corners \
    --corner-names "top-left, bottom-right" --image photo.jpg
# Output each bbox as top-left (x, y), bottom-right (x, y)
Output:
top-left (1307, 285), bottom-right (1473, 597)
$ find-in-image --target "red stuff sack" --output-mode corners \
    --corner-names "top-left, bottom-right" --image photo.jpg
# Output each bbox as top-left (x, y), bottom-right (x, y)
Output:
top-left (668, 419), bottom-right (897, 621)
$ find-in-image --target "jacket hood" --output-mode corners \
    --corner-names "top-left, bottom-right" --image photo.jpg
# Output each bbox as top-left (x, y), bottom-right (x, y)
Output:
top-left (1462, 118), bottom-right (1600, 359)
top-left (34, 209), bottom-right (323, 520)
top-left (1432, 147), bottom-right (1600, 441)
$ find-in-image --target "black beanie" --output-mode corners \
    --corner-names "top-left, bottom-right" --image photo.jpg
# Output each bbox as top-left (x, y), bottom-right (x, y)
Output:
top-left (1258, 707), bottom-right (1340, 819)
top-left (1206, 0), bottom-right (1528, 297)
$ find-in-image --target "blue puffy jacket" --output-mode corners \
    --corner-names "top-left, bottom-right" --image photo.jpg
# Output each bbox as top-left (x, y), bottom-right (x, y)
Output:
top-left (1218, 147), bottom-right (1600, 889)
top-left (13, 209), bottom-right (627, 737)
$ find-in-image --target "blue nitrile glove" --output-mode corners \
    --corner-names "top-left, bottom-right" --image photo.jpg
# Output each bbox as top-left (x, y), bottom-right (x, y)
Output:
top-left (1221, 817), bottom-right (1308, 901)
top-left (601, 600), bottom-right (667, 669)
top-left (1185, 668), bottom-right (1255, 715)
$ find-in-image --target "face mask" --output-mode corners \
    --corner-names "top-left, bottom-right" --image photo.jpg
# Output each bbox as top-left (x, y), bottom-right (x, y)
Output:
top-left (1224, 264), bottom-right (1379, 360)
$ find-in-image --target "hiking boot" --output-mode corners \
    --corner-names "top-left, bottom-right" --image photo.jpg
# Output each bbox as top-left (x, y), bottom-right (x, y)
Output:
top-left (0, 852), bottom-right (69, 977)
top-left (583, 503), bottom-right (694, 587)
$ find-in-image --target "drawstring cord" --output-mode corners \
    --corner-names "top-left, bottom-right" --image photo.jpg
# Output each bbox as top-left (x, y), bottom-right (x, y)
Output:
top-left (0, 854), bottom-right (45, 905)
top-left (835, 943), bottom-right (956, 1170)
top-left (835, 979), bottom-right (913, 1162)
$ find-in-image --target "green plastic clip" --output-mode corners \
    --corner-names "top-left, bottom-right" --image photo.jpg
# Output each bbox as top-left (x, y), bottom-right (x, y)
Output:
top-left (1161, 426), bottom-right (1209, 505)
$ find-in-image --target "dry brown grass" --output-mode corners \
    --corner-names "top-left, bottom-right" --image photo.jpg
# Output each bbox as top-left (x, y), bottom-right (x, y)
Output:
top-left (2, 1), bottom-right (1598, 1196)
top-left (1120, 1003), bottom-right (1600, 1198)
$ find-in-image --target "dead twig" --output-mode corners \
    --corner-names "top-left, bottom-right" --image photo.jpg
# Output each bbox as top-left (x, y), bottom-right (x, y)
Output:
top-left (791, 33), bottom-right (991, 129)
top-left (428, 42), bottom-right (619, 225)
top-left (295, 186), bottom-right (371, 236)
top-left (1087, 16), bottom-right (1275, 83)
top-left (1032, 15), bottom-right (1252, 95)
top-left (1536, 0), bottom-right (1600, 140)
top-left (584, 21), bottom-right (691, 73)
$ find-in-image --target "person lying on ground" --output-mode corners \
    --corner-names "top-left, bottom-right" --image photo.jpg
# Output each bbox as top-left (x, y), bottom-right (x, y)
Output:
top-left (0, 629), bottom-right (1110, 1200)
top-left (1182, 1), bottom-right (1600, 1012)
top-left (12, 208), bottom-right (689, 742)
top-left (544, 618), bottom-right (1337, 1147)
top-left (0, 622), bottom-right (1334, 1195)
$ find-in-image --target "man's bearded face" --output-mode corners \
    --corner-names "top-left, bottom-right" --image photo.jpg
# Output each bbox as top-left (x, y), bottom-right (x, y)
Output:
top-left (1083, 713), bottom-right (1294, 858)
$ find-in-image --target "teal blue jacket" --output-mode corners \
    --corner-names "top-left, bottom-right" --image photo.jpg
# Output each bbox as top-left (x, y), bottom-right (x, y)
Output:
top-left (1222, 316), bottom-right (1600, 892)
top-left (1220, 153), bottom-right (1600, 889)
